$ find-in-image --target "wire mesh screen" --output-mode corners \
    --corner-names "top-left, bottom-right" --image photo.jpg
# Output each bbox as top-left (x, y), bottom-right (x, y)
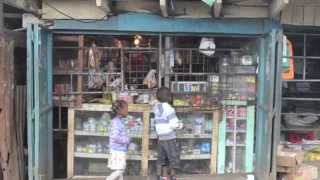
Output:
top-left (164, 48), bottom-right (258, 107)
top-left (219, 54), bottom-right (257, 104)
top-left (123, 49), bottom-right (158, 90)
top-left (164, 48), bottom-right (220, 107)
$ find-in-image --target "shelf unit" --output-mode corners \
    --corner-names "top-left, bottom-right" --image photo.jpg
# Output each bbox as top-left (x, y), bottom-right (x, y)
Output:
top-left (67, 104), bottom-right (220, 178)
top-left (67, 104), bottom-right (149, 178)
top-left (148, 106), bottom-right (220, 175)
top-left (217, 101), bottom-right (255, 174)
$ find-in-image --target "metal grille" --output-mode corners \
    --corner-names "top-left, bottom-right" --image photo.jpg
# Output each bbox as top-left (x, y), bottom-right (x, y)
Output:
top-left (124, 48), bottom-right (158, 90)
top-left (281, 31), bottom-right (320, 135)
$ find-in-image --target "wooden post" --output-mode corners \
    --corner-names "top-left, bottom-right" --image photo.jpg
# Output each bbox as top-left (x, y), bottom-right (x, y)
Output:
top-left (76, 35), bottom-right (84, 106)
top-left (141, 107), bottom-right (150, 176)
top-left (67, 109), bottom-right (75, 179)
top-left (217, 109), bottom-right (226, 174)
top-left (210, 109), bottom-right (220, 174)
top-left (0, 34), bottom-right (20, 180)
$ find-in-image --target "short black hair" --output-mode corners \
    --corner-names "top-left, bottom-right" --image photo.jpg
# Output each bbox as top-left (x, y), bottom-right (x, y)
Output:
top-left (156, 87), bottom-right (172, 103)
top-left (111, 100), bottom-right (127, 117)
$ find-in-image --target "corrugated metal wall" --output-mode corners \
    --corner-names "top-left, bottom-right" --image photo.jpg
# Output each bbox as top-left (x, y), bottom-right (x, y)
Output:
top-left (281, 0), bottom-right (320, 26)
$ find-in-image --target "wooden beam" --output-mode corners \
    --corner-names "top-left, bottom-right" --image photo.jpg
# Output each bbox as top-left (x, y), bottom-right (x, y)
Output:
top-left (42, 0), bottom-right (107, 20)
top-left (160, 0), bottom-right (168, 17)
top-left (96, 0), bottom-right (111, 13)
top-left (270, 0), bottom-right (290, 17)
top-left (4, 13), bottom-right (22, 19)
top-left (213, 0), bottom-right (222, 18)
top-left (3, 0), bottom-right (39, 15)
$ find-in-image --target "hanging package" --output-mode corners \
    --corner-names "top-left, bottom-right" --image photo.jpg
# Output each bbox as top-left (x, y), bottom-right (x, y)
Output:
top-left (143, 69), bottom-right (157, 89)
top-left (199, 38), bottom-right (216, 57)
top-left (282, 39), bottom-right (294, 80)
top-left (88, 43), bottom-right (105, 89)
top-left (282, 36), bottom-right (290, 70)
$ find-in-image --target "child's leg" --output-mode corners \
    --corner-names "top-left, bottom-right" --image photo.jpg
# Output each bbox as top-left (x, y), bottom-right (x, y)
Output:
top-left (164, 139), bottom-right (180, 179)
top-left (166, 139), bottom-right (180, 170)
top-left (157, 141), bottom-right (168, 176)
top-left (106, 170), bottom-right (124, 180)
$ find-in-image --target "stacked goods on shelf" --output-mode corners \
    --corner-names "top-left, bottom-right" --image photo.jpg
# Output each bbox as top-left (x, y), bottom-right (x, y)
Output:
top-left (217, 53), bottom-right (257, 174)
top-left (277, 145), bottom-right (318, 180)
top-left (148, 109), bottom-right (219, 175)
top-left (219, 54), bottom-right (257, 102)
top-left (70, 108), bottom-right (144, 177)
top-left (218, 104), bottom-right (255, 174)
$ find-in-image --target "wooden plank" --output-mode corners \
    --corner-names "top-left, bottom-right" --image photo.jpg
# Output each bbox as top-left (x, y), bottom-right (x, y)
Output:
top-left (292, 5), bottom-right (304, 25)
top-left (210, 110), bottom-right (220, 174)
top-left (160, 0), bottom-right (168, 17)
top-left (217, 111), bottom-right (226, 174)
top-left (245, 106), bottom-right (255, 173)
top-left (54, 35), bottom-right (79, 43)
top-left (42, 0), bottom-right (107, 20)
top-left (78, 103), bottom-right (150, 112)
top-left (149, 154), bottom-right (211, 161)
top-left (141, 110), bottom-right (150, 176)
top-left (214, 0), bottom-right (222, 18)
top-left (223, 5), bottom-right (268, 18)
top-left (67, 109), bottom-right (75, 179)
top-left (0, 34), bottom-right (20, 180)
top-left (303, 5), bottom-right (316, 26)
top-left (96, 0), bottom-right (111, 12)
top-left (74, 152), bottom-right (142, 160)
top-left (314, 6), bottom-right (320, 26)
top-left (76, 35), bottom-right (84, 107)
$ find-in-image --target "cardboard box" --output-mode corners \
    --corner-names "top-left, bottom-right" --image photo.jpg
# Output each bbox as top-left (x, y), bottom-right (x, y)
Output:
top-left (277, 147), bottom-right (304, 167)
top-left (281, 164), bottom-right (318, 180)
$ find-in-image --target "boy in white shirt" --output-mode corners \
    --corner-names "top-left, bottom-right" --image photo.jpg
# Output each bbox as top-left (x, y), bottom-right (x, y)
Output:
top-left (153, 87), bottom-right (183, 180)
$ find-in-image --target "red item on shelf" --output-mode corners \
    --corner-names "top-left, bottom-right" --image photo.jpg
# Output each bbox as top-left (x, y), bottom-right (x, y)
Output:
top-left (303, 132), bottom-right (316, 140)
top-left (287, 133), bottom-right (302, 144)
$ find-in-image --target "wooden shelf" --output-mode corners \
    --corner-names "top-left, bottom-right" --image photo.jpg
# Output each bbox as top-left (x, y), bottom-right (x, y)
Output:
top-left (149, 133), bottom-right (212, 139)
top-left (281, 127), bottom-right (320, 132)
top-left (74, 130), bottom-right (142, 138)
top-left (74, 152), bottom-right (142, 160)
top-left (226, 129), bottom-right (246, 133)
top-left (175, 106), bottom-right (220, 112)
top-left (53, 70), bottom-right (78, 75)
top-left (226, 116), bottom-right (247, 120)
top-left (75, 130), bottom-right (108, 137)
top-left (226, 143), bottom-right (246, 147)
top-left (68, 103), bottom-right (220, 177)
top-left (149, 154), bottom-right (211, 161)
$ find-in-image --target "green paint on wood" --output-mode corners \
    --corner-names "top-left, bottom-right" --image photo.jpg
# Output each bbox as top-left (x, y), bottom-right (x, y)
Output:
top-left (218, 112), bottom-right (226, 174)
top-left (202, 0), bottom-right (216, 7)
top-left (246, 106), bottom-right (255, 173)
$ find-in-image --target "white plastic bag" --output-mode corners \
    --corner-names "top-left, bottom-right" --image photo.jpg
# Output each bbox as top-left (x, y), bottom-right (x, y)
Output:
top-left (199, 37), bottom-right (216, 57)
top-left (143, 69), bottom-right (157, 89)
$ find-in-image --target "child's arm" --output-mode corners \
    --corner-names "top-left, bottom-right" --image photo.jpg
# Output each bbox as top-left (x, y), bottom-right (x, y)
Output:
top-left (110, 121), bottom-right (130, 144)
top-left (167, 109), bottom-right (183, 130)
